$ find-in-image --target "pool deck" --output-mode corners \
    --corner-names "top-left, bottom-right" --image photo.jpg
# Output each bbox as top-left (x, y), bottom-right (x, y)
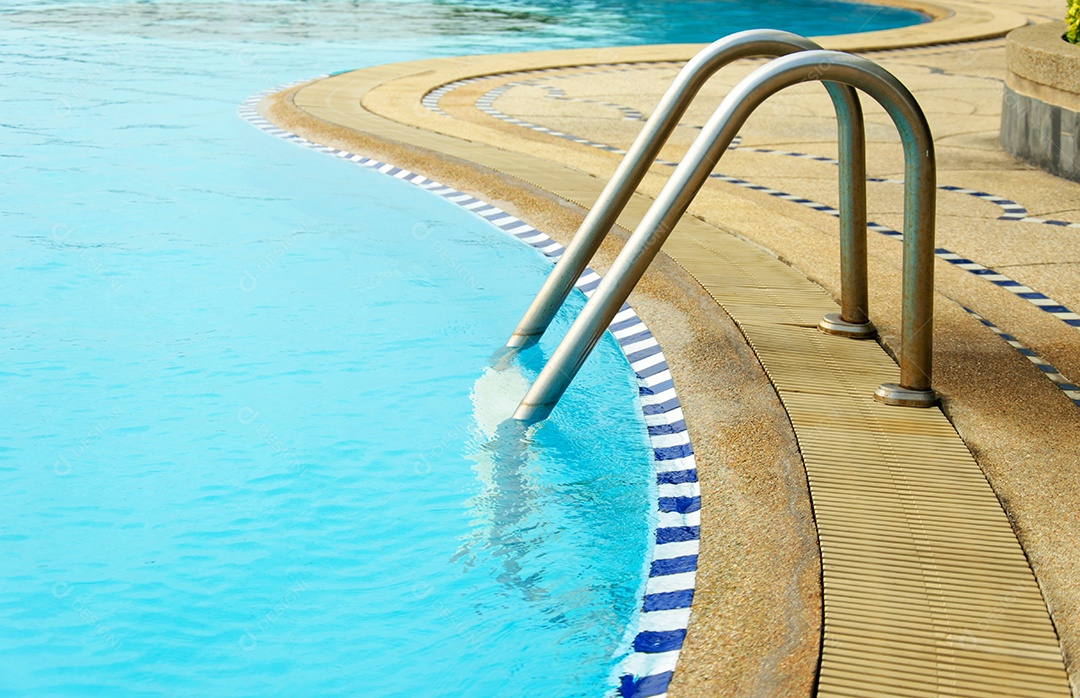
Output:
top-left (259, 1), bottom-right (1080, 695)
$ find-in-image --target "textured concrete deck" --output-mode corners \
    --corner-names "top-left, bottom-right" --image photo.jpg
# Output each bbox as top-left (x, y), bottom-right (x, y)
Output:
top-left (258, 1), bottom-right (1080, 695)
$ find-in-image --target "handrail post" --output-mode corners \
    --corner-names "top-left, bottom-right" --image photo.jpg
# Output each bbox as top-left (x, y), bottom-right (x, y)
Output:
top-left (873, 104), bottom-right (937, 406)
top-left (494, 29), bottom-right (870, 366)
top-left (819, 84), bottom-right (875, 339)
top-left (513, 50), bottom-right (938, 424)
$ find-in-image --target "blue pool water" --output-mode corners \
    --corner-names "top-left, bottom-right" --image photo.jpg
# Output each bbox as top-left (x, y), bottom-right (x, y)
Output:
top-left (0, 1), bottom-right (924, 695)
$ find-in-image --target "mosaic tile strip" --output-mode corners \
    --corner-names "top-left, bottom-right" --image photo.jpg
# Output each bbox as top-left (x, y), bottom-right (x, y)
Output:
top-left (240, 87), bottom-right (698, 698)
top-left (963, 306), bottom-right (1080, 408)
top-left (416, 67), bottom-right (1080, 409)
top-left (466, 76), bottom-right (1080, 332)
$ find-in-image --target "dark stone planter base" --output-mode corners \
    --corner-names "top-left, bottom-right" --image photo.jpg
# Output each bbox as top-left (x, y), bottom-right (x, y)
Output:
top-left (1001, 85), bottom-right (1080, 183)
top-left (1001, 21), bottom-right (1080, 183)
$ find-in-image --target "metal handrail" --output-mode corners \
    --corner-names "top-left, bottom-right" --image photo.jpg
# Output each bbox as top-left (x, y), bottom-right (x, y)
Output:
top-left (514, 50), bottom-right (938, 424)
top-left (493, 29), bottom-right (872, 370)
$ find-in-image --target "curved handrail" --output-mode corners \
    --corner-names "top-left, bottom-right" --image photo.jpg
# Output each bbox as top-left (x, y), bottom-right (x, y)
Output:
top-left (514, 50), bottom-right (937, 424)
top-left (494, 29), bottom-right (871, 368)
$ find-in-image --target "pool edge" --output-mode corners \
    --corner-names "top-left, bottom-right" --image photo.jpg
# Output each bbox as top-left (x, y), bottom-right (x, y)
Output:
top-left (238, 90), bottom-right (705, 697)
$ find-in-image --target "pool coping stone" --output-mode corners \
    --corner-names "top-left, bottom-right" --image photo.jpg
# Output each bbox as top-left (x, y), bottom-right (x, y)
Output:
top-left (253, 2), bottom-right (1080, 696)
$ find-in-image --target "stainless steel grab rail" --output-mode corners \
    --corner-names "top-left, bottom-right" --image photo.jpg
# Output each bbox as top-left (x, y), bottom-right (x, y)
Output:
top-left (514, 50), bottom-right (938, 424)
top-left (493, 30), bottom-right (873, 371)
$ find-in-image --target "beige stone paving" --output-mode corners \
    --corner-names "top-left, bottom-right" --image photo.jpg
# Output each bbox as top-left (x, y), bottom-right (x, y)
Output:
top-left (469, 16), bottom-right (1080, 694)
top-left (487, 40), bottom-right (1080, 374)
top-left (258, 1), bottom-right (1080, 695)
top-left (260, 84), bottom-right (826, 698)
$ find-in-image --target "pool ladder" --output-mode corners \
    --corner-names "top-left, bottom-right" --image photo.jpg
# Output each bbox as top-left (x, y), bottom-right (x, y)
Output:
top-left (495, 30), bottom-right (938, 424)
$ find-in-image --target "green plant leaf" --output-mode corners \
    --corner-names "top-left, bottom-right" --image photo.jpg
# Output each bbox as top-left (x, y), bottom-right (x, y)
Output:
top-left (1068, 0), bottom-right (1080, 44)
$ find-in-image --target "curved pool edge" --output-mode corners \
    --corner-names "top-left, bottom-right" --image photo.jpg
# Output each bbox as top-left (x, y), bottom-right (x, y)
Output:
top-left (256, 7), bottom-right (1080, 695)
top-left (256, 72), bottom-right (826, 693)
top-left (258, 74), bottom-right (828, 693)
top-left (237, 90), bottom-right (704, 696)
top-left (351, 0), bottom-right (1027, 129)
top-left (812, 0), bottom-right (1025, 52)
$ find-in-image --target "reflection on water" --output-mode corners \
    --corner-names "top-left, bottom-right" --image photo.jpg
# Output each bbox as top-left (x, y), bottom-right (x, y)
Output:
top-left (457, 365), bottom-right (548, 599)
top-left (458, 359), bottom-right (654, 681)
top-left (0, 0), bottom-right (924, 692)
top-left (0, 0), bottom-right (926, 46)
top-left (454, 418), bottom-right (548, 600)
top-left (0, 1), bottom-right (569, 42)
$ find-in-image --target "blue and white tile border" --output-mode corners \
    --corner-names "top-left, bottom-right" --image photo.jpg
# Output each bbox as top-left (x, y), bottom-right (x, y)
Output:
top-left (962, 306), bottom-right (1080, 408)
top-left (422, 66), bottom-right (1080, 410)
top-left (463, 74), bottom-right (1080, 331)
top-left (239, 88), bottom-right (698, 698)
top-left (428, 66), bottom-right (1080, 224)
top-left (421, 63), bottom-right (666, 119)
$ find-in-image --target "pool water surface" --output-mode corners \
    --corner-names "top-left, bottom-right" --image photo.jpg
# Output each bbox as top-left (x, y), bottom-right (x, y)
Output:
top-left (0, 1), bottom-right (924, 695)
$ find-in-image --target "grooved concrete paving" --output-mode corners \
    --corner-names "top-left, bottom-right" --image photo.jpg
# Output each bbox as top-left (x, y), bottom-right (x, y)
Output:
top-left (661, 235), bottom-right (1069, 696)
top-left (257, 1), bottom-right (1080, 695)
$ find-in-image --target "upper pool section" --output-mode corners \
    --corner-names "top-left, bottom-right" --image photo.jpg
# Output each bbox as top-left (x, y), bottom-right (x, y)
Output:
top-left (2, 0), bottom-right (926, 51)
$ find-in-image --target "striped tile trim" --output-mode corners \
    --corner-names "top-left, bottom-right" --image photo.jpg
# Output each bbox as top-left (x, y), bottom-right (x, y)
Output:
top-left (422, 75), bottom-right (485, 117)
top-left (475, 82), bottom-right (652, 153)
top-left (705, 150), bottom-right (1056, 225)
top-left (451, 68), bottom-right (1080, 410)
top-left (963, 306), bottom-right (1080, 408)
top-left (240, 87), bottom-right (699, 698)
top-left (729, 148), bottom-right (1043, 222)
top-left (471, 80), bottom-right (747, 154)
top-left (883, 180), bottom-right (1079, 229)
top-left (518, 82), bottom-right (645, 121)
top-left (429, 65), bottom-right (1080, 229)
top-left (474, 83), bottom-right (631, 152)
top-left (706, 172), bottom-right (1080, 329)
top-left (421, 62), bottom-right (682, 119)
top-left (466, 76), bottom-right (1080, 335)
top-left (932, 250), bottom-right (1080, 327)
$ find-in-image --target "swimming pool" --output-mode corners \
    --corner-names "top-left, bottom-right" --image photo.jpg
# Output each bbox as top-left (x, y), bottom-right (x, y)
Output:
top-left (0, 1), bottom-right (924, 695)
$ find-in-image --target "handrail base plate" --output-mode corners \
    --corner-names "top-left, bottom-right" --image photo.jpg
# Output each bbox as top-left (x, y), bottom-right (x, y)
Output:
top-left (818, 313), bottom-right (876, 339)
top-left (874, 383), bottom-right (938, 408)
